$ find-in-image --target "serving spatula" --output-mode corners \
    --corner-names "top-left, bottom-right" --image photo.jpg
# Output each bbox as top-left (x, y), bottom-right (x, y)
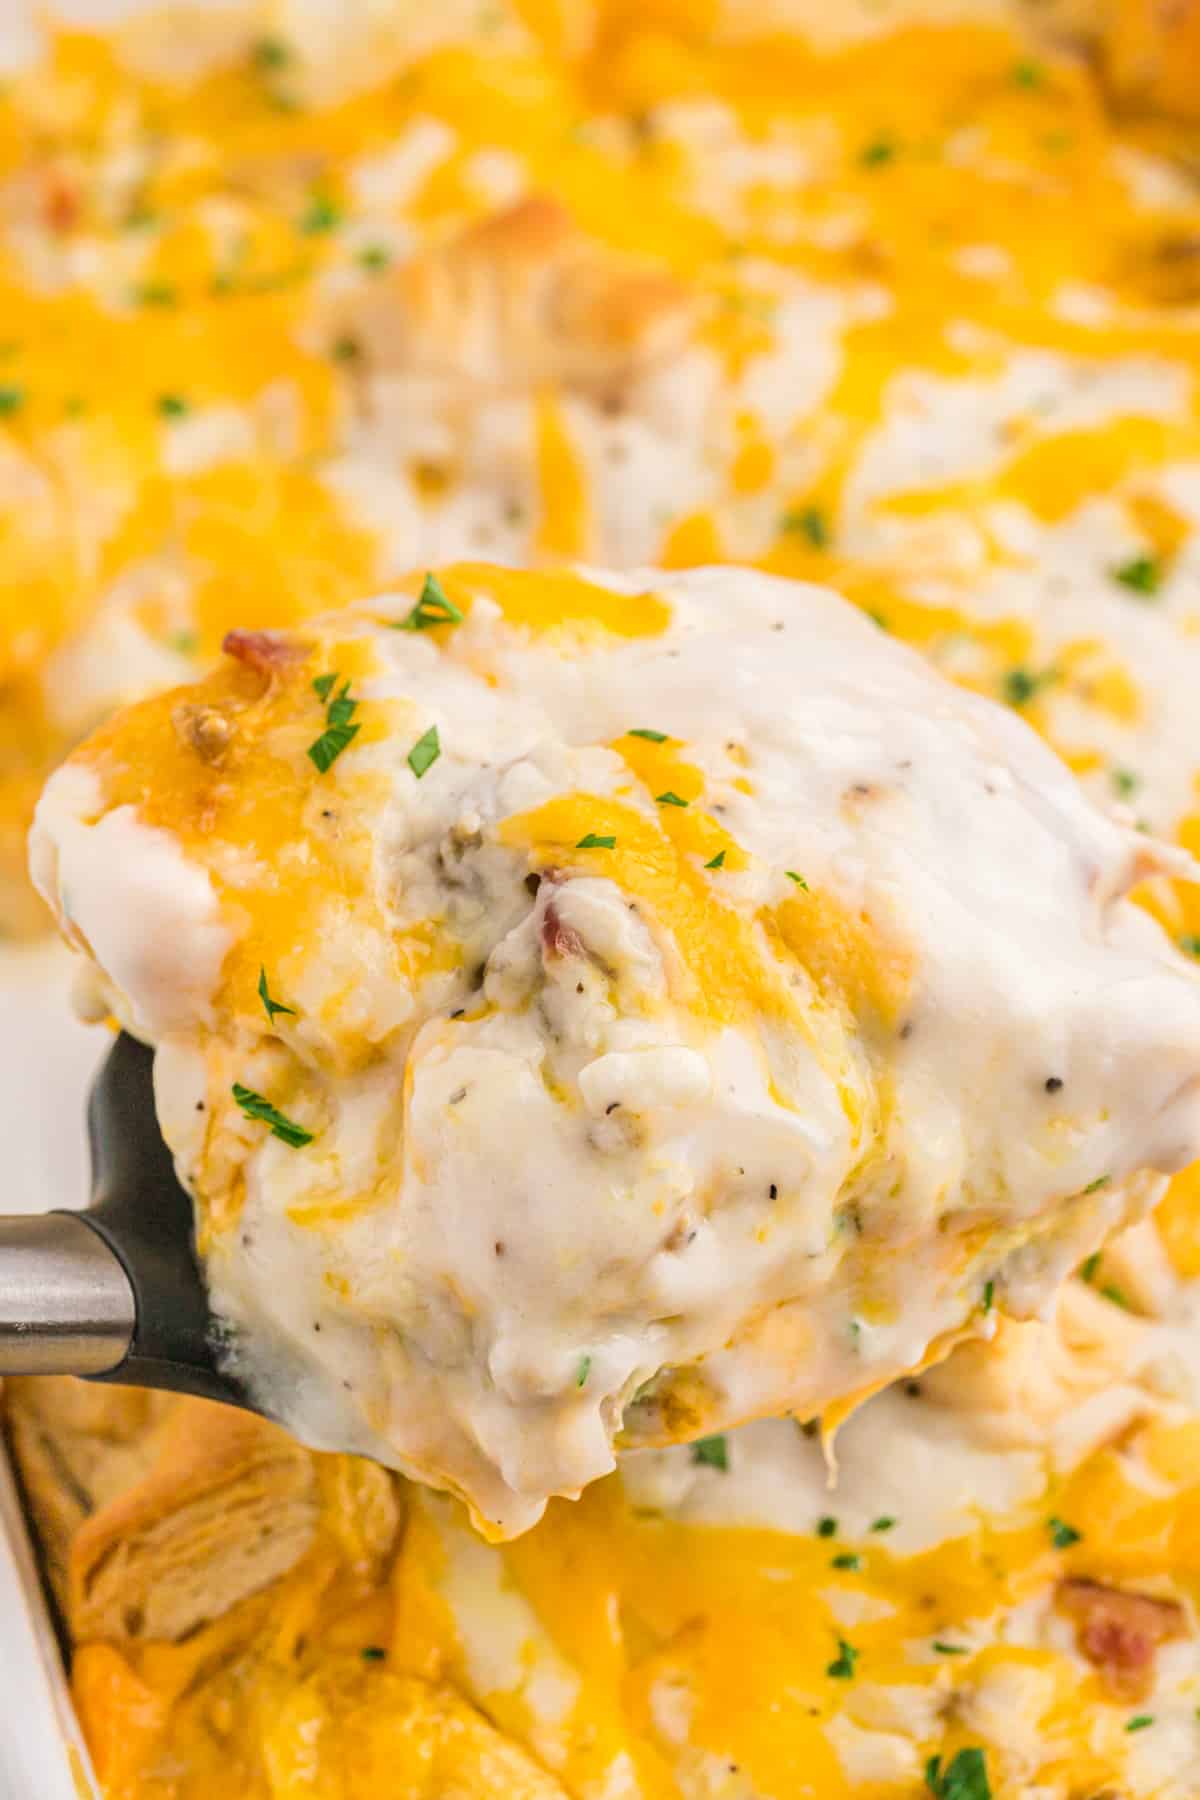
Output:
top-left (0, 1031), bottom-right (249, 1407)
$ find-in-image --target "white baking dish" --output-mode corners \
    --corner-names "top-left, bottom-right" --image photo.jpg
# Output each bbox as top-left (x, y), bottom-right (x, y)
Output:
top-left (0, 1439), bottom-right (96, 1800)
top-left (1, 942), bottom-right (107, 1800)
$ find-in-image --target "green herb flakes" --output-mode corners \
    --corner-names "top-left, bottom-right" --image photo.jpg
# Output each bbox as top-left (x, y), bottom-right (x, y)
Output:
top-left (1002, 665), bottom-right (1054, 708)
top-left (1110, 767), bottom-right (1139, 800)
top-left (157, 393), bottom-right (189, 418)
top-left (705, 850), bottom-right (726, 869)
top-left (785, 871), bottom-right (809, 889)
top-left (629, 727), bottom-right (668, 742)
top-left (357, 244), bottom-right (392, 272)
top-left (258, 967), bottom-right (295, 1025)
top-left (817, 1516), bottom-right (837, 1538)
top-left (395, 572), bottom-right (464, 632)
top-left (1125, 1715), bottom-right (1154, 1733)
top-left (691, 1435), bottom-right (729, 1472)
top-left (925, 1747), bottom-right (991, 1800)
top-left (576, 1355), bottom-right (592, 1388)
top-left (1012, 58), bottom-right (1045, 88)
top-left (306, 721), bottom-right (359, 773)
top-left (869, 1516), bottom-right (896, 1533)
top-left (299, 194), bottom-right (342, 235)
top-left (251, 36), bottom-right (290, 70)
top-left (360, 1645), bottom-right (387, 1663)
top-left (131, 281), bottom-right (177, 308)
top-left (1047, 1516), bottom-right (1081, 1549)
top-left (576, 833), bottom-right (616, 850)
top-left (831, 1553), bottom-right (861, 1571)
top-left (407, 725), bottom-right (441, 779)
top-left (932, 1641), bottom-right (967, 1655)
top-left (1113, 555), bottom-right (1163, 598)
top-left (860, 136), bottom-right (897, 168)
top-left (656, 791), bottom-right (688, 807)
top-left (308, 676), bottom-right (360, 774)
top-left (781, 505), bottom-right (829, 548)
top-left (1083, 1174), bottom-right (1111, 1194)
top-left (232, 1083), bottom-right (312, 1148)
top-left (1180, 935), bottom-right (1200, 958)
top-left (0, 385), bottom-right (25, 416)
top-left (826, 1638), bottom-right (858, 1680)
top-left (982, 1280), bottom-right (995, 1313)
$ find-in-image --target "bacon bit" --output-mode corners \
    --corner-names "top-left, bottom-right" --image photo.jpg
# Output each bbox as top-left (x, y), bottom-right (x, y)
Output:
top-left (541, 896), bottom-right (584, 960)
top-left (172, 702), bottom-right (233, 766)
top-left (1057, 1578), bottom-right (1186, 1697)
top-left (222, 629), bottom-right (307, 673)
top-left (44, 176), bottom-right (79, 234)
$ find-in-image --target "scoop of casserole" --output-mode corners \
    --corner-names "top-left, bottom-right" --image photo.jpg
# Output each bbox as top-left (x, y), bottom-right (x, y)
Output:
top-left (29, 561), bottom-right (1200, 1536)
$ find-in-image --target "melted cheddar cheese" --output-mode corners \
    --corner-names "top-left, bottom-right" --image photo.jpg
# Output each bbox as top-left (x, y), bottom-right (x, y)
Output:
top-left (32, 561), bottom-right (1200, 1556)
top-left (8, 1), bottom-right (1200, 1796)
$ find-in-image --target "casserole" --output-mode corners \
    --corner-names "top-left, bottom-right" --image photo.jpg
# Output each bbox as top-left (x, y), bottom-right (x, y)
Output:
top-left (5, 0), bottom-right (1200, 1795)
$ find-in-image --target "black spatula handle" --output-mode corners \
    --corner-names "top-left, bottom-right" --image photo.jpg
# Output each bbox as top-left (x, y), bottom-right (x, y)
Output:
top-left (0, 1034), bottom-right (253, 1410)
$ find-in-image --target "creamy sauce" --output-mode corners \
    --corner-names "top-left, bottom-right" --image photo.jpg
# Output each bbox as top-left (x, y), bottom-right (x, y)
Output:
top-left (32, 561), bottom-right (1200, 1535)
top-left (9, 5), bottom-right (1200, 1796)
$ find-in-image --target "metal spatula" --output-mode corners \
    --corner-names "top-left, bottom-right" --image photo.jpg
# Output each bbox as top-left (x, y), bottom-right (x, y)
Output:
top-left (0, 1032), bottom-right (248, 1408)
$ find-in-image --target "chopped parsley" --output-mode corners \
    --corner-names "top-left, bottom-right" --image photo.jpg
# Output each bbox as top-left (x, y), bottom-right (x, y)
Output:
top-left (785, 871), bottom-right (809, 889)
top-left (817, 1515), bottom-right (838, 1538)
top-left (1012, 58), bottom-right (1045, 88)
top-left (860, 136), bottom-right (897, 168)
top-left (130, 280), bottom-right (177, 308)
top-left (157, 393), bottom-right (189, 418)
top-left (395, 573), bottom-right (464, 632)
top-left (1080, 1252), bottom-right (1101, 1283)
top-left (826, 1638), bottom-right (858, 1680)
top-left (258, 967), bottom-right (295, 1024)
top-left (629, 727), bottom-right (668, 743)
top-left (1083, 1174), bottom-right (1111, 1194)
top-left (331, 334), bottom-right (360, 363)
top-left (1125, 1715), bottom-right (1154, 1733)
top-left (231, 1083), bottom-right (312, 1148)
top-left (299, 194), bottom-right (342, 235)
top-left (925, 1748), bottom-right (991, 1800)
top-left (982, 1279), bottom-right (995, 1313)
top-left (1101, 1282), bottom-right (1130, 1309)
top-left (407, 725), bottom-right (441, 779)
top-left (1047, 1516), bottom-right (1082, 1549)
top-left (576, 833), bottom-right (616, 849)
top-left (360, 1645), bottom-right (387, 1662)
top-left (357, 244), bottom-right (392, 272)
top-left (1180, 935), bottom-right (1200, 958)
top-left (656, 790), bottom-right (688, 807)
top-left (1112, 555), bottom-right (1163, 598)
top-left (1002, 665), bottom-right (1055, 708)
top-left (308, 679), bottom-right (360, 773)
top-left (0, 385), bottom-right (25, 416)
top-left (932, 1641), bottom-right (968, 1655)
top-left (691, 1434), bottom-right (729, 1472)
top-left (1110, 766), bottom-right (1140, 800)
top-left (705, 850), bottom-right (726, 869)
top-left (782, 505), bottom-right (829, 548)
top-left (831, 1552), bottom-right (861, 1571)
top-left (251, 35), bottom-right (290, 69)
top-left (576, 1354), bottom-right (592, 1388)
top-left (869, 1516), bottom-right (896, 1533)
